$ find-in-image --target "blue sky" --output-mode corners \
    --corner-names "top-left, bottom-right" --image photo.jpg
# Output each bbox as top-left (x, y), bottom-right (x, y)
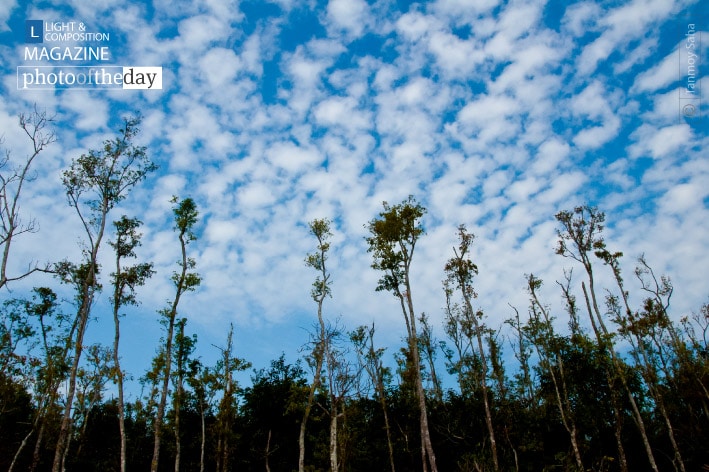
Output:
top-left (0, 0), bottom-right (707, 396)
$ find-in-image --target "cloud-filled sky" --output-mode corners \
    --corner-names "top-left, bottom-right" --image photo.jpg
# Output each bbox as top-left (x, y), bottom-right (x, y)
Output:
top-left (1, 0), bottom-right (707, 394)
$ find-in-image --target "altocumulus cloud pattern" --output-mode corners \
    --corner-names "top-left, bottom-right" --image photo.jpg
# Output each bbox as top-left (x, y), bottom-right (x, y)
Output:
top-left (0, 0), bottom-right (706, 382)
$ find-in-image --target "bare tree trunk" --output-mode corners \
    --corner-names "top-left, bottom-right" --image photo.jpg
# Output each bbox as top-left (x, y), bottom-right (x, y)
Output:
top-left (265, 429), bottom-right (272, 472)
top-left (580, 282), bottom-right (629, 472)
top-left (9, 425), bottom-right (34, 472)
top-left (200, 404), bottom-right (206, 472)
top-left (378, 388), bottom-right (396, 472)
top-left (151, 317), bottom-right (176, 472)
top-left (174, 399), bottom-right (181, 472)
top-left (402, 270), bottom-right (437, 472)
top-left (299, 344), bottom-right (323, 472)
top-left (330, 403), bottom-right (338, 472)
top-left (30, 409), bottom-right (48, 472)
top-left (584, 280), bottom-right (651, 472)
top-left (113, 295), bottom-right (127, 472)
top-left (408, 306), bottom-right (437, 472)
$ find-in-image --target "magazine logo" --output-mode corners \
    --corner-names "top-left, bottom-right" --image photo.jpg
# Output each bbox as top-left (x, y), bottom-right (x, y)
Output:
top-left (19, 19), bottom-right (162, 92)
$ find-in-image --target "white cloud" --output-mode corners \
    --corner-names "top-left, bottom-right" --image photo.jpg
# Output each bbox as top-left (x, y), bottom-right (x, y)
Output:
top-left (428, 30), bottom-right (480, 76)
top-left (496, 3), bottom-right (541, 39)
top-left (633, 47), bottom-right (678, 93)
top-left (562, 2), bottom-right (602, 37)
top-left (570, 81), bottom-right (621, 149)
top-left (313, 96), bottom-right (371, 132)
top-left (396, 10), bottom-right (433, 42)
top-left (454, 93), bottom-right (521, 145)
top-left (575, 0), bottom-right (677, 75)
top-left (649, 124), bottom-right (693, 158)
top-left (198, 48), bottom-right (241, 87)
top-left (326, 0), bottom-right (369, 38)
top-left (532, 139), bottom-right (571, 176)
top-left (537, 171), bottom-right (587, 205)
top-left (59, 92), bottom-right (110, 131)
top-left (614, 36), bottom-right (658, 74)
top-left (433, 0), bottom-right (499, 18)
top-left (266, 141), bottom-right (323, 174)
top-left (661, 182), bottom-right (707, 214)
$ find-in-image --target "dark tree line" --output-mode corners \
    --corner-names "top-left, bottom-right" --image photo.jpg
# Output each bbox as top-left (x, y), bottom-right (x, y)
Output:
top-left (0, 110), bottom-right (707, 471)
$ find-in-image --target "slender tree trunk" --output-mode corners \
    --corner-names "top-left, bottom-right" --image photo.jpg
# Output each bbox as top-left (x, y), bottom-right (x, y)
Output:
top-left (330, 402), bottom-right (338, 472)
top-left (354, 323), bottom-right (396, 472)
top-left (410, 272), bottom-right (434, 469)
top-left (151, 200), bottom-right (196, 472)
top-left (200, 403), bottom-right (206, 472)
top-left (30, 410), bottom-right (48, 472)
top-left (175, 396), bottom-right (181, 472)
top-left (151, 314), bottom-right (176, 472)
top-left (366, 200), bottom-right (433, 471)
top-left (446, 230), bottom-right (501, 470)
top-left (631, 329), bottom-right (685, 472)
top-left (609, 384), bottom-right (628, 472)
top-left (299, 344), bottom-right (323, 472)
top-left (377, 384), bottom-right (396, 472)
top-left (10, 393), bottom-right (54, 472)
top-left (113, 297), bottom-right (127, 472)
top-left (9, 425), bottom-right (35, 472)
top-left (265, 429), bottom-right (272, 472)
top-left (533, 340), bottom-right (584, 470)
top-left (220, 371), bottom-right (231, 472)
top-left (406, 286), bottom-right (437, 472)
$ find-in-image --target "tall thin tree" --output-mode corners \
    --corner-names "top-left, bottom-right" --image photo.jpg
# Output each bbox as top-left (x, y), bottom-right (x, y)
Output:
top-left (366, 196), bottom-right (437, 472)
top-left (151, 197), bottom-right (201, 472)
top-left (300, 218), bottom-right (333, 472)
top-left (109, 216), bottom-right (154, 472)
top-left (53, 115), bottom-right (156, 472)
top-left (444, 225), bottom-right (499, 471)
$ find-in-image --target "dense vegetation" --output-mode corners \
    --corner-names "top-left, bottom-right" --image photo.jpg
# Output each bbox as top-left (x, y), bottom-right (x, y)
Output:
top-left (1, 111), bottom-right (707, 471)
